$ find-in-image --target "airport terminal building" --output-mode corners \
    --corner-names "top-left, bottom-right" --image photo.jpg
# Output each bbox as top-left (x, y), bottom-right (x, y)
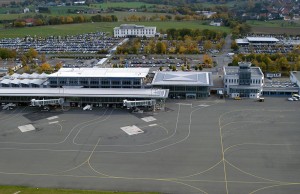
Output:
top-left (151, 71), bottom-right (213, 99)
top-left (0, 68), bottom-right (168, 108)
top-left (48, 68), bottom-right (149, 88)
top-left (224, 62), bottom-right (264, 98)
top-left (0, 67), bottom-right (215, 108)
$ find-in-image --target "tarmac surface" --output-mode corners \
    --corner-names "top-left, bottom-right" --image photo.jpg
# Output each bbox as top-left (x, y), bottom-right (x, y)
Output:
top-left (0, 97), bottom-right (300, 194)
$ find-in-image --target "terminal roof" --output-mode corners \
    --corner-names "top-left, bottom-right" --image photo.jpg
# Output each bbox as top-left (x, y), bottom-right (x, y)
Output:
top-left (246, 37), bottom-right (279, 42)
top-left (0, 88), bottom-right (169, 99)
top-left (151, 71), bottom-right (213, 86)
top-left (224, 66), bottom-right (263, 76)
top-left (49, 68), bottom-right (150, 78)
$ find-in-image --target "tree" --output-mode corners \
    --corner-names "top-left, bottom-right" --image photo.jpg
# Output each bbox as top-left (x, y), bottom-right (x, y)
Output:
top-left (8, 67), bottom-right (14, 75)
top-left (215, 42), bottom-right (223, 51)
top-left (156, 41), bottom-right (167, 54)
top-left (203, 40), bottom-right (212, 52)
top-left (231, 41), bottom-right (239, 51)
top-left (198, 65), bottom-right (203, 71)
top-left (203, 54), bottom-right (213, 67)
top-left (178, 45), bottom-right (187, 54)
top-left (65, 16), bottom-right (74, 24)
top-left (27, 48), bottom-right (38, 59)
top-left (172, 65), bottom-right (176, 71)
top-left (38, 63), bottom-right (53, 73)
top-left (160, 15), bottom-right (166, 21)
top-left (55, 62), bottom-right (63, 71)
top-left (159, 66), bottom-right (163, 71)
top-left (21, 55), bottom-right (27, 66)
top-left (40, 53), bottom-right (46, 63)
top-left (23, 65), bottom-right (30, 73)
top-left (181, 65), bottom-right (185, 71)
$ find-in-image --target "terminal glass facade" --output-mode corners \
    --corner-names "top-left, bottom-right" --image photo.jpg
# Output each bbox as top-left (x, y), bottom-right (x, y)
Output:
top-left (48, 77), bottom-right (143, 88)
top-left (154, 85), bottom-right (210, 99)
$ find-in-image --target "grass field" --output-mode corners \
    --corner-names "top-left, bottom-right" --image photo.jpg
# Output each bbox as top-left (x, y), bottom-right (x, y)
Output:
top-left (50, 6), bottom-right (90, 15)
top-left (248, 20), bottom-right (300, 35)
top-left (247, 20), bottom-right (300, 28)
top-left (0, 185), bottom-right (158, 194)
top-left (251, 26), bottom-right (300, 35)
top-left (0, 0), bottom-right (22, 4)
top-left (195, 1), bottom-right (242, 8)
top-left (0, 21), bottom-right (230, 38)
top-left (92, 2), bottom-right (156, 9)
top-left (0, 11), bottom-right (175, 21)
top-left (104, 11), bottom-right (175, 21)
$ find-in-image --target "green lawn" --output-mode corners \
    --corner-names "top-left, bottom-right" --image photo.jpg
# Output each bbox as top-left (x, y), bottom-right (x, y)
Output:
top-left (0, 11), bottom-right (174, 21)
top-left (195, 1), bottom-right (240, 8)
top-left (247, 20), bottom-right (300, 28)
top-left (0, 185), bottom-right (159, 194)
top-left (92, 2), bottom-right (155, 9)
top-left (49, 6), bottom-right (90, 15)
top-left (103, 11), bottom-right (175, 21)
top-left (0, 21), bottom-right (230, 38)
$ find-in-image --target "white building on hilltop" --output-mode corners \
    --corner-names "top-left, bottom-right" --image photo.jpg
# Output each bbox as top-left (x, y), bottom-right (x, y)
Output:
top-left (114, 24), bottom-right (156, 38)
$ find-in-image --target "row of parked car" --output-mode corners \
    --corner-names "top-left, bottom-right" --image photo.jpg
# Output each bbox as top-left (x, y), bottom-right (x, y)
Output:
top-left (0, 32), bottom-right (121, 54)
top-left (288, 94), bottom-right (300, 101)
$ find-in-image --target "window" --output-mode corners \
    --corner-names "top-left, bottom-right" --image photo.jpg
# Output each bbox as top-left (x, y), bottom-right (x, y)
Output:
top-left (90, 78), bottom-right (99, 85)
top-left (101, 80), bottom-right (110, 85)
top-left (59, 78), bottom-right (67, 85)
top-left (122, 80), bottom-right (131, 85)
top-left (69, 78), bottom-right (78, 85)
top-left (79, 78), bottom-right (88, 85)
top-left (111, 80), bottom-right (120, 85)
top-left (133, 80), bottom-right (140, 85)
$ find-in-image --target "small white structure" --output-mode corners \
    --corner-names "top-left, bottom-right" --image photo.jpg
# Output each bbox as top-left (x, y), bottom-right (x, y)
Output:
top-left (121, 125), bottom-right (144, 135)
top-left (18, 124), bottom-right (35, 133)
top-left (196, 11), bottom-right (217, 18)
top-left (114, 24), bottom-right (156, 38)
top-left (235, 37), bottom-right (279, 45)
top-left (74, 1), bottom-right (85, 5)
top-left (24, 7), bottom-right (30, 13)
top-left (210, 20), bottom-right (223, 26)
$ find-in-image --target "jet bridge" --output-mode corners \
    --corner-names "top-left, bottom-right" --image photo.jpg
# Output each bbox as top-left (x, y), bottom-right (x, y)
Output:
top-left (30, 98), bottom-right (64, 107)
top-left (123, 99), bottom-right (156, 109)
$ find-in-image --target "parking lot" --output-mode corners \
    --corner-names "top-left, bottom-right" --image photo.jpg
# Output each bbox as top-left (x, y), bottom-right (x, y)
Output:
top-left (238, 34), bottom-right (300, 54)
top-left (0, 32), bottom-right (121, 54)
top-left (0, 98), bottom-right (299, 193)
